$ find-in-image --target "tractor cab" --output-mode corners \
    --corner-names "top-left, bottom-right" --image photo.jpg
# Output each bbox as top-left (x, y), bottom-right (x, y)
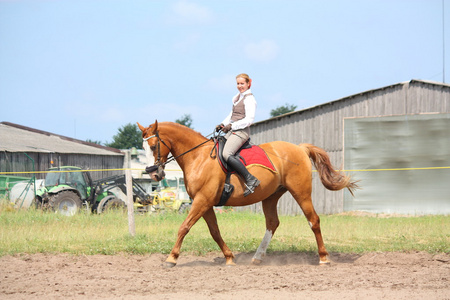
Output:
top-left (42, 166), bottom-right (93, 200)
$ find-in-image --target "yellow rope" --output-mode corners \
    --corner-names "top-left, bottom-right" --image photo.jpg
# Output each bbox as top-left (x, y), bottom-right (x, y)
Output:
top-left (1, 166), bottom-right (449, 175)
top-left (0, 168), bottom-right (181, 175)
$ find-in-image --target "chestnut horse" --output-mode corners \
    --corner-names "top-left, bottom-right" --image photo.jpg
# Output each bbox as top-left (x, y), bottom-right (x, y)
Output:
top-left (138, 121), bottom-right (357, 267)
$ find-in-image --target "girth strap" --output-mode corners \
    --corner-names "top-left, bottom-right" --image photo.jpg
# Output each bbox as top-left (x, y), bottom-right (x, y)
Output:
top-left (216, 172), bottom-right (234, 206)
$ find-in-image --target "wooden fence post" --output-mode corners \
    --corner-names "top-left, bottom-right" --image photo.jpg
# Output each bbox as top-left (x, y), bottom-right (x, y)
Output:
top-left (126, 168), bottom-right (135, 236)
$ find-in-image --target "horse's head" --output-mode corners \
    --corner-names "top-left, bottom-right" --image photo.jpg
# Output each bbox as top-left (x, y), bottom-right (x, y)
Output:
top-left (137, 120), bottom-right (170, 181)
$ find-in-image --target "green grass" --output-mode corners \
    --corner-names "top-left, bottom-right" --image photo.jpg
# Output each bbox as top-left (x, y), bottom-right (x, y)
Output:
top-left (0, 203), bottom-right (448, 256)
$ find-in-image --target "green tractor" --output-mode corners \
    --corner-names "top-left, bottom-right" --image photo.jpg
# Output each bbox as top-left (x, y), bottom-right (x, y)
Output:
top-left (35, 166), bottom-right (153, 216)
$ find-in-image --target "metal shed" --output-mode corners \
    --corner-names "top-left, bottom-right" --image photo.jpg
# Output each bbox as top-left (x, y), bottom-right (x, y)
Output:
top-left (245, 79), bottom-right (450, 215)
top-left (0, 122), bottom-right (124, 181)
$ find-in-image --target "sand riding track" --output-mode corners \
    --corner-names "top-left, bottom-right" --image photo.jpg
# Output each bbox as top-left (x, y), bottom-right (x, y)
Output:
top-left (1, 251), bottom-right (449, 299)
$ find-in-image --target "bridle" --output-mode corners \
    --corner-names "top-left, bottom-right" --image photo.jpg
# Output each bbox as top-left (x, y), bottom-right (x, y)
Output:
top-left (143, 130), bottom-right (171, 167)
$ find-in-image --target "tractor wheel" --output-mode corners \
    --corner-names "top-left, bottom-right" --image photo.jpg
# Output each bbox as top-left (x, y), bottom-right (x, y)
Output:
top-left (97, 196), bottom-right (126, 214)
top-left (49, 191), bottom-right (82, 216)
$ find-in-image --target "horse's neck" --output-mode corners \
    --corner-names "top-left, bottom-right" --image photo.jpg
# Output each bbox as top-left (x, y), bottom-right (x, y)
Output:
top-left (162, 124), bottom-right (209, 170)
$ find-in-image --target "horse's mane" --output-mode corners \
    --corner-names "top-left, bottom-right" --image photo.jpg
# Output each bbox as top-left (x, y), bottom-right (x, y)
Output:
top-left (159, 121), bottom-right (209, 140)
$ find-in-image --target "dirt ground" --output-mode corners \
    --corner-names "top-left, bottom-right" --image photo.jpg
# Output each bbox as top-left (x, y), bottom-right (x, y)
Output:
top-left (1, 251), bottom-right (449, 300)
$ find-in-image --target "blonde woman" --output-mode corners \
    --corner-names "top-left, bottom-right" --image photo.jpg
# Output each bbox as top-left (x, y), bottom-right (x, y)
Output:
top-left (216, 73), bottom-right (260, 196)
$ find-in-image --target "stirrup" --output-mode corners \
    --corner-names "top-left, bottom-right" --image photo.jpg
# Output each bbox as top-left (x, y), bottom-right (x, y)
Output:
top-left (244, 179), bottom-right (260, 197)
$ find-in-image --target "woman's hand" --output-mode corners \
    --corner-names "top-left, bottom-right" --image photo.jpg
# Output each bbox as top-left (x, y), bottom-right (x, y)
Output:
top-left (222, 124), bottom-right (232, 133)
top-left (215, 124), bottom-right (224, 132)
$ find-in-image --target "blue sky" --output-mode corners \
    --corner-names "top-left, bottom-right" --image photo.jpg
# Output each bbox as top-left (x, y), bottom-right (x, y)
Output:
top-left (0, 0), bottom-right (448, 144)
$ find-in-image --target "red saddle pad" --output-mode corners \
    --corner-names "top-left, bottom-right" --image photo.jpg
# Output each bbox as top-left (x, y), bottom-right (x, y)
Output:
top-left (219, 145), bottom-right (276, 173)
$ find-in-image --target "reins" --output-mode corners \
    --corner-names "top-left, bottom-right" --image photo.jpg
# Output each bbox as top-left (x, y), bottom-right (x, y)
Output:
top-left (148, 130), bottom-right (216, 168)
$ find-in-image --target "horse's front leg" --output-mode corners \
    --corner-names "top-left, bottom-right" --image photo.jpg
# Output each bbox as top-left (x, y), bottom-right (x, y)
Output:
top-left (165, 199), bottom-right (210, 268)
top-left (202, 207), bottom-right (235, 266)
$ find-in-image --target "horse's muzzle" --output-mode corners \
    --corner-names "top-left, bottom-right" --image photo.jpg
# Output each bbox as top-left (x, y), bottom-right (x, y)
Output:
top-left (145, 165), bottom-right (165, 181)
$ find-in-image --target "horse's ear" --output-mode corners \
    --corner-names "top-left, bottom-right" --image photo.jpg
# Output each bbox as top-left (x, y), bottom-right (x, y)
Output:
top-left (154, 120), bottom-right (158, 131)
top-left (137, 122), bottom-right (145, 132)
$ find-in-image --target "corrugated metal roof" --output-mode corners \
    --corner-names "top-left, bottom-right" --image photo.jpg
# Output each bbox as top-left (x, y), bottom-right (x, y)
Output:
top-left (0, 122), bottom-right (123, 156)
top-left (254, 79), bottom-right (450, 125)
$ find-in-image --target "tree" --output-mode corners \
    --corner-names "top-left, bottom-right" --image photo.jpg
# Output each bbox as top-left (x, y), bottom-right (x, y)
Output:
top-left (270, 103), bottom-right (298, 117)
top-left (105, 123), bottom-right (143, 149)
top-left (175, 114), bottom-right (193, 128)
top-left (86, 139), bottom-right (103, 145)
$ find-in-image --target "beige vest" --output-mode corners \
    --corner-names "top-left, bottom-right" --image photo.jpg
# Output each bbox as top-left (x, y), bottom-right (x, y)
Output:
top-left (230, 93), bottom-right (252, 122)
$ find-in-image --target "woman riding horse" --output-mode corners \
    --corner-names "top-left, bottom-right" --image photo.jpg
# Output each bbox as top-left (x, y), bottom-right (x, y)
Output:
top-left (216, 73), bottom-right (260, 196)
top-left (138, 121), bottom-right (358, 268)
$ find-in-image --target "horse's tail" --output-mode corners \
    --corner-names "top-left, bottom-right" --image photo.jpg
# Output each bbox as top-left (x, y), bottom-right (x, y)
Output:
top-left (302, 144), bottom-right (358, 196)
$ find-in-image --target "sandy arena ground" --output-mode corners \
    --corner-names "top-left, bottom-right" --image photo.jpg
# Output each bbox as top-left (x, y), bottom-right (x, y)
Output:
top-left (1, 251), bottom-right (449, 299)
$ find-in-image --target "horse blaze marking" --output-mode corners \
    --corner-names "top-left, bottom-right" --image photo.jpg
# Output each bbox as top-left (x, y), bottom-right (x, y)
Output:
top-left (142, 142), bottom-right (154, 162)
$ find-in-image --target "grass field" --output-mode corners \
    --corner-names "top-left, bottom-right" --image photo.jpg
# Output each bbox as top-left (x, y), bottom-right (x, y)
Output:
top-left (0, 204), bottom-right (448, 256)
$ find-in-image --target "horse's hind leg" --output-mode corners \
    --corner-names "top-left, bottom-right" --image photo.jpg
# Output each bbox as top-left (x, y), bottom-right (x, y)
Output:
top-left (202, 207), bottom-right (235, 265)
top-left (296, 193), bottom-right (330, 264)
top-left (252, 188), bottom-right (286, 265)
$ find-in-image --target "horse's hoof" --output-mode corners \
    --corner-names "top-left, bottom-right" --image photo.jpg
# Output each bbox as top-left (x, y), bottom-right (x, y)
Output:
top-left (164, 261), bottom-right (177, 268)
top-left (226, 259), bottom-right (236, 266)
top-left (251, 258), bottom-right (262, 265)
top-left (318, 254), bottom-right (330, 266)
top-left (319, 260), bottom-right (331, 266)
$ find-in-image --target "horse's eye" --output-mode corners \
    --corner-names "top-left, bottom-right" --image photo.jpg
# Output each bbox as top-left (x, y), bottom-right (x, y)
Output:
top-left (150, 145), bottom-right (156, 151)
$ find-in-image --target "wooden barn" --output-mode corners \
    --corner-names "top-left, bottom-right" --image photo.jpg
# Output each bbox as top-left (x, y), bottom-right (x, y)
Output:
top-left (245, 79), bottom-right (450, 215)
top-left (0, 122), bottom-right (124, 181)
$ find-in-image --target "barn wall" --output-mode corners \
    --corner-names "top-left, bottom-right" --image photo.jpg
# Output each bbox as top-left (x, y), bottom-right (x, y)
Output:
top-left (237, 80), bottom-right (450, 215)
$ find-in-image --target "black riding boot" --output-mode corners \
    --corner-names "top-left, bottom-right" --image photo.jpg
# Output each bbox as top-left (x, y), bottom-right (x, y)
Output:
top-left (227, 155), bottom-right (260, 196)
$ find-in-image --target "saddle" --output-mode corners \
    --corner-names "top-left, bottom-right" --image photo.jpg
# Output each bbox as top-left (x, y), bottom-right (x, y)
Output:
top-left (215, 136), bottom-right (252, 172)
top-left (213, 136), bottom-right (276, 206)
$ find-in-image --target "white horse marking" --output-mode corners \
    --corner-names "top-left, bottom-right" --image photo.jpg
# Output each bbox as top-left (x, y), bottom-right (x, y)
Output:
top-left (252, 230), bottom-right (273, 261)
top-left (143, 141), bottom-right (155, 164)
